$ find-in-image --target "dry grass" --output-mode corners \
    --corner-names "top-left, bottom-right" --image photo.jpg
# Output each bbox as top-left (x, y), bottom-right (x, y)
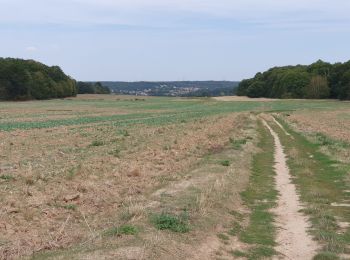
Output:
top-left (285, 109), bottom-right (350, 144)
top-left (0, 95), bottom-right (257, 259)
top-left (213, 96), bottom-right (278, 102)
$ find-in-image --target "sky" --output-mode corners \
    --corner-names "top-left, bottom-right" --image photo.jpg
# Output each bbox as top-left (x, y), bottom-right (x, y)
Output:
top-left (1, 0), bottom-right (350, 81)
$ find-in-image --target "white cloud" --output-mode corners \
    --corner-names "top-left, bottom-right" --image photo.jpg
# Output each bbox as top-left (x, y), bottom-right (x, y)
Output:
top-left (1, 0), bottom-right (350, 30)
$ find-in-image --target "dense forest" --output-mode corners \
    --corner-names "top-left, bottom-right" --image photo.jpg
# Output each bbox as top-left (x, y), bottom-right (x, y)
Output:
top-left (237, 60), bottom-right (350, 100)
top-left (77, 81), bottom-right (111, 94)
top-left (102, 81), bottom-right (239, 96)
top-left (0, 58), bottom-right (77, 100)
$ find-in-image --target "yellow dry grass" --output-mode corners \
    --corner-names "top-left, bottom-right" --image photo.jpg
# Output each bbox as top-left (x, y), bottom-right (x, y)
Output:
top-left (286, 109), bottom-right (350, 143)
top-left (0, 98), bottom-right (256, 259)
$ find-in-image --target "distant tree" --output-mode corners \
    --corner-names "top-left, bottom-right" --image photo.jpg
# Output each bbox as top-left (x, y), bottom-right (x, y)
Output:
top-left (77, 81), bottom-right (111, 94)
top-left (237, 59), bottom-right (350, 100)
top-left (0, 58), bottom-right (76, 100)
top-left (246, 81), bottom-right (266, 98)
top-left (308, 60), bottom-right (332, 77)
top-left (338, 70), bottom-right (350, 100)
top-left (305, 75), bottom-right (330, 99)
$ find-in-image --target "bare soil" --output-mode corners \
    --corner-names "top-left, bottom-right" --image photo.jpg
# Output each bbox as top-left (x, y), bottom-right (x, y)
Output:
top-left (263, 119), bottom-right (318, 259)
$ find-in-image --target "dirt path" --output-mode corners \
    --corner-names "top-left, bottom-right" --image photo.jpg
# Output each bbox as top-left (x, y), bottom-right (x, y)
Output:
top-left (262, 119), bottom-right (318, 260)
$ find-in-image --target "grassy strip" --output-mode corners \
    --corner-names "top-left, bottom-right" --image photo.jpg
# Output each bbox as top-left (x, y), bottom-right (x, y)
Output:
top-left (237, 120), bottom-right (278, 259)
top-left (273, 116), bottom-right (350, 259)
top-left (3, 97), bottom-right (345, 132)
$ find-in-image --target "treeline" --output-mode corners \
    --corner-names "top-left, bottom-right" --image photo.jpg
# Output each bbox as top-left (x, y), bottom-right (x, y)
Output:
top-left (0, 58), bottom-right (77, 100)
top-left (77, 82), bottom-right (111, 94)
top-left (182, 87), bottom-right (236, 97)
top-left (237, 60), bottom-right (350, 100)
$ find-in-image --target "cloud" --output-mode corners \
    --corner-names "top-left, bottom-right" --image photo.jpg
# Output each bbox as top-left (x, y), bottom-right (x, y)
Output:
top-left (1, 0), bottom-right (350, 33)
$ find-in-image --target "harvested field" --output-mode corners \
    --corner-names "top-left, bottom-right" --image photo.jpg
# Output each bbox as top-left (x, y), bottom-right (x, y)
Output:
top-left (284, 108), bottom-right (350, 143)
top-left (1, 95), bottom-right (349, 259)
top-left (213, 96), bottom-right (277, 102)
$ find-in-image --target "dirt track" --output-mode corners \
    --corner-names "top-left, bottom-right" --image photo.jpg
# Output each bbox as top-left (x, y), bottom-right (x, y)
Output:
top-left (262, 119), bottom-right (318, 259)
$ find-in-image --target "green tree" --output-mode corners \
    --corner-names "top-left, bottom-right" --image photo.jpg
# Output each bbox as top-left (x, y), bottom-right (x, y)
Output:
top-left (305, 75), bottom-right (330, 99)
top-left (0, 58), bottom-right (76, 100)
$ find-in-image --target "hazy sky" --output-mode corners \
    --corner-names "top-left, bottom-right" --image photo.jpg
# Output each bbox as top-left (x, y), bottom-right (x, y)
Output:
top-left (1, 0), bottom-right (350, 81)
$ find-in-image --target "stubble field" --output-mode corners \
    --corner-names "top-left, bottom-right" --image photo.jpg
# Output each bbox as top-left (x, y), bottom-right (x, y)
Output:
top-left (0, 95), bottom-right (349, 259)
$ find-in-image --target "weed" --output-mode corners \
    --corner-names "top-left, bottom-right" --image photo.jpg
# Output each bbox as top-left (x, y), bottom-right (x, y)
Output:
top-left (247, 246), bottom-right (277, 259)
top-left (230, 250), bottom-right (246, 257)
top-left (315, 133), bottom-right (334, 146)
top-left (0, 175), bottom-right (14, 181)
top-left (217, 233), bottom-right (230, 240)
top-left (228, 222), bottom-right (242, 236)
top-left (313, 252), bottom-right (340, 260)
top-left (219, 160), bottom-right (230, 167)
top-left (117, 129), bottom-right (130, 137)
top-left (90, 140), bottom-right (104, 147)
top-left (66, 168), bottom-right (76, 180)
top-left (229, 210), bottom-right (244, 220)
top-left (104, 225), bottom-right (138, 236)
top-left (108, 147), bottom-right (121, 157)
top-left (229, 137), bottom-right (247, 150)
top-left (151, 212), bottom-right (190, 233)
top-left (62, 204), bottom-right (77, 211)
top-left (163, 144), bottom-right (171, 151)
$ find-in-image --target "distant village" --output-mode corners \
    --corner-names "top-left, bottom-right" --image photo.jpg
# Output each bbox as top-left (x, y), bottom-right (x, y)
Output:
top-left (112, 85), bottom-right (201, 96)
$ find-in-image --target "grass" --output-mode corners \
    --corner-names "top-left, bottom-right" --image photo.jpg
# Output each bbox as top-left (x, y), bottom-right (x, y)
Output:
top-left (228, 221), bottom-right (242, 236)
top-left (229, 137), bottom-right (247, 150)
top-left (90, 140), bottom-right (104, 147)
top-left (104, 225), bottom-right (138, 236)
top-left (238, 120), bottom-right (278, 259)
top-left (0, 175), bottom-right (14, 181)
top-left (117, 129), bottom-right (130, 137)
top-left (108, 147), bottom-right (121, 157)
top-left (62, 204), bottom-right (77, 211)
top-left (272, 116), bottom-right (350, 258)
top-left (151, 212), bottom-right (190, 233)
top-left (1, 96), bottom-right (348, 132)
top-left (217, 233), bottom-right (230, 240)
top-left (219, 160), bottom-right (230, 166)
top-left (2, 95), bottom-right (350, 259)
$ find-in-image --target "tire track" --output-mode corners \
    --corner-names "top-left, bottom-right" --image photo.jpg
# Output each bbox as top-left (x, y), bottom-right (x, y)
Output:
top-left (262, 119), bottom-right (318, 260)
